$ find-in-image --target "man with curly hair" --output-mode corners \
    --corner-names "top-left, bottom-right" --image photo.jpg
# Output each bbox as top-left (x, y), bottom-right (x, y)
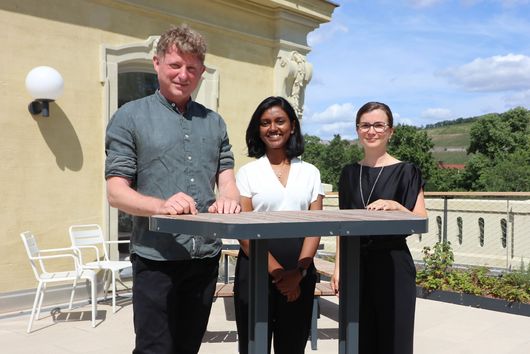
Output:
top-left (105, 24), bottom-right (240, 354)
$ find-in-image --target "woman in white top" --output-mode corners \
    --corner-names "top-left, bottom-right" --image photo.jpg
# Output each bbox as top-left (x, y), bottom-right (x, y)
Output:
top-left (234, 96), bottom-right (324, 354)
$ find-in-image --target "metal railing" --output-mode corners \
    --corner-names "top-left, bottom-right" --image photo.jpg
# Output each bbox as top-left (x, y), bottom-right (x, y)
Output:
top-left (323, 192), bottom-right (530, 271)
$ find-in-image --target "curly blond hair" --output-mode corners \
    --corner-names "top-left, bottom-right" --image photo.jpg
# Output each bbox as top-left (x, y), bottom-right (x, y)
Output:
top-left (156, 24), bottom-right (207, 63)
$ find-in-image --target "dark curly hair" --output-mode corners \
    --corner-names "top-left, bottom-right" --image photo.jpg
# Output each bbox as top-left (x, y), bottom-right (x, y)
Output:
top-left (246, 96), bottom-right (304, 159)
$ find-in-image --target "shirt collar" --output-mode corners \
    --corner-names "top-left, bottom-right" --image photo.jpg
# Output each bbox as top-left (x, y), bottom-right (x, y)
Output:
top-left (155, 90), bottom-right (193, 114)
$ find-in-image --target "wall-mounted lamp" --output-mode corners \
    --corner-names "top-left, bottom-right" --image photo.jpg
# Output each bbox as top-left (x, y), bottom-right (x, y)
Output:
top-left (25, 66), bottom-right (64, 117)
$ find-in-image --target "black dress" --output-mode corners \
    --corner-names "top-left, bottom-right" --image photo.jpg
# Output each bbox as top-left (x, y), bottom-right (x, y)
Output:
top-left (339, 162), bottom-right (424, 354)
top-left (233, 240), bottom-right (317, 354)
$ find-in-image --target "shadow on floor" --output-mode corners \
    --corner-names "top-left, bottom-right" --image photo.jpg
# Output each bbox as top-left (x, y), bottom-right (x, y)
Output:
top-left (203, 330), bottom-right (238, 343)
top-left (51, 307), bottom-right (107, 324)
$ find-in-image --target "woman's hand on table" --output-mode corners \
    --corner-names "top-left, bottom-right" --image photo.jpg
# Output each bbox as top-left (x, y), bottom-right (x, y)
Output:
top-left (366, 199), bottom-right (406, 212)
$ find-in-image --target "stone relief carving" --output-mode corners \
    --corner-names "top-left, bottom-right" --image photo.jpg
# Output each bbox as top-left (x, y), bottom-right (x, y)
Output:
top-left (277, 50), bottom-right (313, 118)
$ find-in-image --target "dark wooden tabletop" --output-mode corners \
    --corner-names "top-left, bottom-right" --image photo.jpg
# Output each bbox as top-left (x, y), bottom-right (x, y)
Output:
top-left (149, 209), bottom-right (428, 240)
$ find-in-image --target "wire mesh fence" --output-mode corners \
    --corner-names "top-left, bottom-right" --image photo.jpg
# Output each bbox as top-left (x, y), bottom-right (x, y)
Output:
top-left (407, 192), bottom-right (530, 271)
top-left (323, 192), bottom-right (530, 272)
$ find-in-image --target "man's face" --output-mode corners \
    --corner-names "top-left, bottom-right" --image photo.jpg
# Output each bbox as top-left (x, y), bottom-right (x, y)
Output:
top-left (153, 46), bottom-right (205, 106)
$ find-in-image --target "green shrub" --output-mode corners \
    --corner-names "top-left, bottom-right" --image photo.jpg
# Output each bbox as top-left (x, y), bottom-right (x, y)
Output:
top-left (416, 242), bottom-right (530, 304)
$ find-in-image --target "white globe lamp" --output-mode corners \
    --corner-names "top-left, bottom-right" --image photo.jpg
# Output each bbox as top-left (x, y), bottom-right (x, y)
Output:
top-left (25, 66), bottom-right (64, 117)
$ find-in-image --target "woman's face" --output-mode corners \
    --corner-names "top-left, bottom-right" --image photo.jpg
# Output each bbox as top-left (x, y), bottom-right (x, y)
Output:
top-left (259, 106), bottom-right (293, 152)
top-left (357, 109), bottom-right (393, 149)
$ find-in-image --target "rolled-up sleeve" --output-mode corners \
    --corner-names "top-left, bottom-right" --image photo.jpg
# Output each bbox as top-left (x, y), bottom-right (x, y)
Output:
top-left (218, 118), bottom-right (234, 172)
top-left (105, 109), bottom-right (137, 181)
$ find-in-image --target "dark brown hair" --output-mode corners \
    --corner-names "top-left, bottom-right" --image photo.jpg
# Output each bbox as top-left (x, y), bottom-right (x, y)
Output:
top-left (356, 101), bottom-right (394, 127)
top-left (246, 96), bottom-right (304, 159)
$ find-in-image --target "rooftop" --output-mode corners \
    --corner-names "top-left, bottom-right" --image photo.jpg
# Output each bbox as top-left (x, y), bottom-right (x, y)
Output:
top-left (1, 293), bottom-right (530, 353)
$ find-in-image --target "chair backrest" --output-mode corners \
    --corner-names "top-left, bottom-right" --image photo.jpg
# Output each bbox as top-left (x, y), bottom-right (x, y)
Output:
top-left (20, 231), bottom-right (43, 280)
top-left (69, 224), bottom-right (109, 263)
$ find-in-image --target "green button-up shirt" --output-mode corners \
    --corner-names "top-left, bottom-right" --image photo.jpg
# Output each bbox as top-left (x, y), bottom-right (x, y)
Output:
top-left (105, 90), bottom-right (234, 260)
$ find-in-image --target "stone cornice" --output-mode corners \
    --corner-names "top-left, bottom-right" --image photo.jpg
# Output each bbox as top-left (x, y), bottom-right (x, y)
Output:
top-left (90, 0), bottom-right (337, 49)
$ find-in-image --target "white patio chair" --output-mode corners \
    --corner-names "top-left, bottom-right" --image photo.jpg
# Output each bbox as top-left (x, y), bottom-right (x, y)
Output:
top-left (20, 231), bottom-right (97, 333)
top-left (69, 224), bottom-right (131, 313)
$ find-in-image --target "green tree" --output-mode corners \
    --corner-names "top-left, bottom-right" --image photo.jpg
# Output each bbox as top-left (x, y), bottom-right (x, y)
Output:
top-left (459, 154), bottom-right (489, 191)
top-left (320, 135), bottom-right (362, 189)
top-left (302, 134), bottom-right (362, 190)
top-left (467, 113), bottom-right (516, 160)
top-left (302, 134), bottom-right (324, 167)
top-left (427, 167), bottom-right (464, 192)
top-left (478, 149), bottom-right (530, 191)
top-left (503, 106), bottom-right (530, 141)
top-left (463, 107), bottom-right (529, 191)
top-left (388, 124), bottom-right (437, 182)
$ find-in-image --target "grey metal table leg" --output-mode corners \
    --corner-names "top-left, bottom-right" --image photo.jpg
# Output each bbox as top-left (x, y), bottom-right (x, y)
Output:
top-left (224, 253), bottom-right (229, 284)
top-left (249, 239), bottom-right (268, 354)
top-left (311, 297), bottom-right (318, 350)
top-left (339, 236), bottom-right (360, 354)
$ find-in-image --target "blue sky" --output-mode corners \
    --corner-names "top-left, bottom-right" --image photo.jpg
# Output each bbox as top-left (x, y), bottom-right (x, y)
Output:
top-left (302, 0), bottom-right (530, 140)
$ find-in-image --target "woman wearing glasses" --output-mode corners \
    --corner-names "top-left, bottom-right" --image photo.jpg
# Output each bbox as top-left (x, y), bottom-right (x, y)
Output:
top-left (331, 102), bottom-right (427, 354)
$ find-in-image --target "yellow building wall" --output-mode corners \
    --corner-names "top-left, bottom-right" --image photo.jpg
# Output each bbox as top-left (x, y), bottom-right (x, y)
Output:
top-left (0, 0), bottom-right (335, 296)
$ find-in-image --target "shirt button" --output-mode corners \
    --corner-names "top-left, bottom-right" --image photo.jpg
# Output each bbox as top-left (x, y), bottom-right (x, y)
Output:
top-left (188, 156), bottom-right (192, 160)
top-left (190, 178), bottom-right (195, 182)
top-left (185, 134), bottom-right (189, 139)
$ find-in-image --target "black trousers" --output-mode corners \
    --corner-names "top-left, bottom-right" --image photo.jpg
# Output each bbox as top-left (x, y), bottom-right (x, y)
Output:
top-left (233, 252), bottom-right (316, 354)
top-left (131, 253), bottom-right (220, 354)
top-left (358, 239), bottom-right (416, 354)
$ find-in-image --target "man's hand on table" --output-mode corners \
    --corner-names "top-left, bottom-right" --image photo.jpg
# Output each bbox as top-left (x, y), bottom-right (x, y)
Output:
top-left (208, 196), bottom-right (241, 214)
top-left (160, 192), bottom-right (198, 215)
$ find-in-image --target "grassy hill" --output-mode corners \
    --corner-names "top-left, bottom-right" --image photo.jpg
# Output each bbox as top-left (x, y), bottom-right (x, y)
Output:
top-left (424, 121), bottom-right (473, 164)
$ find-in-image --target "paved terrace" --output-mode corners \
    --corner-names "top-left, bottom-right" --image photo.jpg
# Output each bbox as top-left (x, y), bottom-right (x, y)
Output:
top-left (1, 294), bottom-right (530, 353)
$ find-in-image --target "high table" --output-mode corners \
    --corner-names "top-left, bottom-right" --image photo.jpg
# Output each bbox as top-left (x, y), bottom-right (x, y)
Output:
top-left (150, 209), bottom-right (428, 354)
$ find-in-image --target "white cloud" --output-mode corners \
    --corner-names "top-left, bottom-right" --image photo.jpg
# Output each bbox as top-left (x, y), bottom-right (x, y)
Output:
top-left (420, 107), bottom-right (453, 120)
top-left (398, 117), bottom-right (415, 126)
top-left (441, 54), bottom-right (530, 92)
top-left (304, 103), bottom-right (356, 123)
top-left (504, 89), bottom-right (530, 107)
top-left (302, 103), bottom-right (357, 140)
top-left (499, 0), bottom-right (530, 6)
top-left (408, 0), bottom-right (445, 8)
top-left (391, 112), bottom-right (416, 126)
top-left (307, 23), bottom-right (349, 46)
top-left (319, 121), bottom-right (356, 134)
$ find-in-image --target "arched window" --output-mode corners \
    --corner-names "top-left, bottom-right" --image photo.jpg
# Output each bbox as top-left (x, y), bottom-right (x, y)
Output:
top-left (478, 217), bottom-right (485, 247)
top-left (115, 72), bottom-right (158, 251)
top-left (500, 218), bottom-right (507, 249)
top-left (436, 216), bottom-right (442, 243)
top-left (118, 72), bottom-right (158, 108)
top-left (457, 217), bottom-right (463, 245)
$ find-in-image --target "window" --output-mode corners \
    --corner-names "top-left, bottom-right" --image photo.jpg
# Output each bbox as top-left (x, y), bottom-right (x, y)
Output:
top-left (118, 72), bottom-right (158, 108)
top-left (478, 217), bottom-right (485, 247)
top-left (457, 217), bottom-right (463, 245)
top-left (116, 72), bottom-right (158, 254)
top-left (436, 216), bottom-right (442, 243)
top-left (500, 218), bottom-right (507, 249)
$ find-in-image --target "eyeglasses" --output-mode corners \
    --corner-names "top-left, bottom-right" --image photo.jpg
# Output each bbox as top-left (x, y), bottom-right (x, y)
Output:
top-left (356, 122), bottom-right (389, 133)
